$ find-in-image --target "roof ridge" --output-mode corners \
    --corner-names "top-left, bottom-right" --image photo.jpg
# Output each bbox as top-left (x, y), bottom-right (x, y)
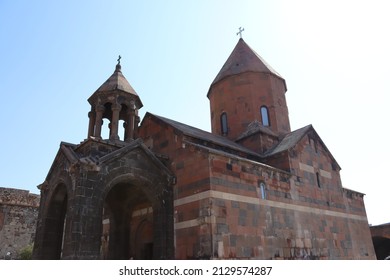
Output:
top-left (244, 40), bottom-right (284, 79)
top-left (145, 112), bottom-right (263, 158)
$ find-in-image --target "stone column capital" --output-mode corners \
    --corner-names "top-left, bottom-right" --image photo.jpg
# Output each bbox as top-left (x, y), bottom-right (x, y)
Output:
top-left (111, 103), bottom-right (122, 111)
top-left (96, 105), bottom-right (105, 113)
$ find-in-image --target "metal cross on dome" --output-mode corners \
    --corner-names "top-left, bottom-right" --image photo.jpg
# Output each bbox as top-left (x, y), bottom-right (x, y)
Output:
top-left (236, 27), bottom-right (245, 38)
top-left (117, 55), bottom-right (122, 65)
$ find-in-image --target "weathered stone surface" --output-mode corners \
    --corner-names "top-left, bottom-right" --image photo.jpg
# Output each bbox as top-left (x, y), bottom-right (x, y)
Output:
top-left (0, 187), bottom-right (39, 259)
top-left (31, 38), bottom-right (375, 260)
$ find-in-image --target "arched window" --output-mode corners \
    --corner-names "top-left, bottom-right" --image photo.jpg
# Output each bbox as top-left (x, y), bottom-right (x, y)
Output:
top-left (260, 182), bottom-right (267, 199)
top-left (260, 106), bottom-right (270, 126)
top-left (220, 112), bottom-right (228, 136)
top-left (316, 172), bottom-right (321, 188)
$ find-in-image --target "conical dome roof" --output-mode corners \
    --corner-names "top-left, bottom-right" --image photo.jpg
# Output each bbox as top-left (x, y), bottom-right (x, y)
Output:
top-left (95, 64), bottom-right (138, 96)
top-left (209, 38), bottom-right (286, 93)
top-left (88, 62), bottom-right (143, 108)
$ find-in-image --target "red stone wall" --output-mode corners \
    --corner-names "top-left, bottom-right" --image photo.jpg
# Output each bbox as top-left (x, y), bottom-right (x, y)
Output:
top-left (139, 116), bottom-right (214, 258)
top-left (371, 224), bottom-right (390, 239)
top-left (139, 116), bottom-right (375, 259)
top-left (208, 151), bottom-right (375, 259)
top-left (129, 203), bottom-right (153, 259)
top-left (208, 72), bottom-right (290, 140)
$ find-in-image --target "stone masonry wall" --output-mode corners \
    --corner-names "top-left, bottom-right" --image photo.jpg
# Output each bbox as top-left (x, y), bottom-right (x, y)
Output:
top-left (208, 151), bottom-right (375, 259)
top-left (138, 114), bottom-right (375, 259)
top-left (371, 223), bottom-right (390, 239)
top-left (139, 115), bottom-right (214, 259)
top-left (0, 187), bottom-right (40, 259)
top-left (208, 72), bottom-right (290, 139)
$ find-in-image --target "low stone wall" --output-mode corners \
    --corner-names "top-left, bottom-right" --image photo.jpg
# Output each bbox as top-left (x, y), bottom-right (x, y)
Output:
top-left (0, 187), bottom-right (40, 259)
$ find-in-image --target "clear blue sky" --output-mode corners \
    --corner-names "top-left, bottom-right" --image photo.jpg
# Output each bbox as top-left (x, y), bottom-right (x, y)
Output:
top-left (1, 0), bottom-right (389, 225)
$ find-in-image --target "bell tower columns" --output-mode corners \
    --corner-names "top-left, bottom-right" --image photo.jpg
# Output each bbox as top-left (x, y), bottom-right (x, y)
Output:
top-left (109, 103), bottom-right (122, 140)
top-left (86, 58), bottom-right (143, 141)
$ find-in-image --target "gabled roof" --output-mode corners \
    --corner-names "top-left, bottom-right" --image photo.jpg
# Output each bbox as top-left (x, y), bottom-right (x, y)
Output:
top-left (264, 125), bottom-right (341, 169)
top-left (144, 112), bottom-right (263, 159)
top-left (208, 38), bottom-right (286, 95)
top-left (45, 137), bottom-right (173, 182)
top-left (265, 125), bottom-right (312, 156)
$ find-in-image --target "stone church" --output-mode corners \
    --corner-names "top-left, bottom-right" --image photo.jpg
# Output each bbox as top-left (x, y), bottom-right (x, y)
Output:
top-left (32, 38), bottom-right (375, 260)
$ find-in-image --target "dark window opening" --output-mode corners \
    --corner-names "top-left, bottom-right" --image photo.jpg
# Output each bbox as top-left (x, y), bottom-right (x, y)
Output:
top-left (221, 112), bottom-right (228, 135)
top-left (316, 172), bottom-right (321, 188)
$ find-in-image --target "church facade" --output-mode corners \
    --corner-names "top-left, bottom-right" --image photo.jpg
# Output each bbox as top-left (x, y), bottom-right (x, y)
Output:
top-left (33, 38), bottom-right (375, 259)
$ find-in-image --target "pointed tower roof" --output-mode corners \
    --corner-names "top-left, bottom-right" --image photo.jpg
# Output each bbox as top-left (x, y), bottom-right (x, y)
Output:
top-left (209, 38), bottom-right (286, 93)
top-left (95, 63), bottom-right (138, 95)
top-left (88, 61), bottom-right (143, 108)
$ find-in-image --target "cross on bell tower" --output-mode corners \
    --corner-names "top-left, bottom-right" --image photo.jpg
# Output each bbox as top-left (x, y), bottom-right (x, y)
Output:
top-left (87, 58), bottom-right (143, 141)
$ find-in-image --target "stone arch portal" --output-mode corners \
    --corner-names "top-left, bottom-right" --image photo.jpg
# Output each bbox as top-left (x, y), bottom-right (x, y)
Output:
top-left (34, 140), bottom-right (174, 260)
top-left (101, 175), bottom-right (172, 260)
top-left (35, 183), bottom-right (68, 259)
top-left (103, 183), bottom-right (151, 259)
top-left (97, 143), bottom-right (174, 260)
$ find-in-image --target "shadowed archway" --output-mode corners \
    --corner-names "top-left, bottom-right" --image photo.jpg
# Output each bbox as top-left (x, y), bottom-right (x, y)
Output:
top-left (372, 236), bottom-right (390, 259)
top-left (102, 180), bottom-right (169, 260)
top-left (34, 138), bottom-right (174, 260)
top-left (37, 183), bottom-right (68, 259)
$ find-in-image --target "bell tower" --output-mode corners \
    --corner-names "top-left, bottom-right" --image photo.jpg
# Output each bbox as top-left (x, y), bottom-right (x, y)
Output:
top-left (87, 57), bottom-right (143, 141)
top-left (208, 38), bottom-right (291, 140)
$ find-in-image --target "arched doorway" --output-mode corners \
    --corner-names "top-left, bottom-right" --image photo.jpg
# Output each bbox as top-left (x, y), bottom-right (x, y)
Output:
top-left (102, 182), bottom-right (156, 260)
top-left (40, 183), bottom-right (68, 259)
top-left (134, 219), bottom-right (153, 259)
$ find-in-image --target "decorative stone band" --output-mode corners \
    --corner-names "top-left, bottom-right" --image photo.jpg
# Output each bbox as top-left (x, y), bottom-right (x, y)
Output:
top-left (174, 190), bottom-right (367, 230)
top-left (319, 169), bottom-right (332, 179)
top-left (299, 162), bottom-right (332, 179)
top-left (175, 216), bottom-right (215, 230)
top-left (298, 162), bottom-right (314, 173)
